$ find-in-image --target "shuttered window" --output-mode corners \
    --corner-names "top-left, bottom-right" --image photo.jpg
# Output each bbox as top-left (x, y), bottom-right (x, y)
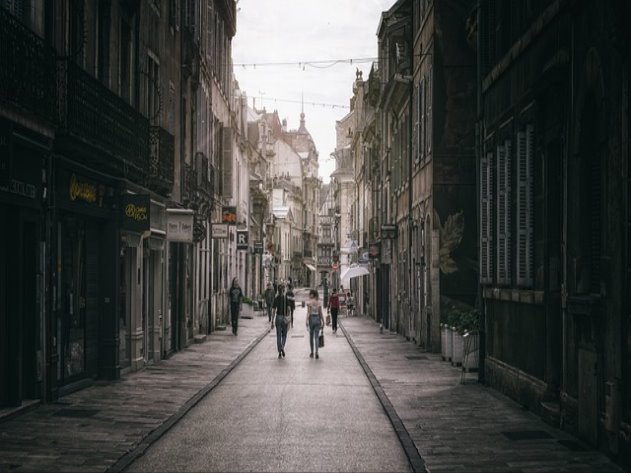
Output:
top-left (222, 126), bottom-right (233, 199)
top-left (426, 68), bottom-right (432, 153)
top-left (415, 81), bottom-right (422, 163)
top-left (480, 151), bottom-right (493, 284)
top-left (496, 140), bottom-right (512, 284)
top-left (516, 125), bottom-right (534, 286)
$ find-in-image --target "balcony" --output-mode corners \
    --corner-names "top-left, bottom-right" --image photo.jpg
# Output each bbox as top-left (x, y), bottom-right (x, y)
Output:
top-left (0, 7), bottom-right (57, 124)
top-left (318, 237), bottom-right (335, 246)
top-left (59, 62), bottom-right (149, 179)
top-left (148, 126), bottom-right (175, 195)
top-left (303, 249), bottom-right (313, 258)
top-left (318, 257), bottom-right (332, 266)
top-left (183, 154), bottom-right (213, 212)
top-left (292, 251), bottom-right (303, 260)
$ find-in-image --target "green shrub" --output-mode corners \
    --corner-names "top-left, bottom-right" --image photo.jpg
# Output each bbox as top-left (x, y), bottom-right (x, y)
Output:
top-left (242, 296), bottom-right (252, 305)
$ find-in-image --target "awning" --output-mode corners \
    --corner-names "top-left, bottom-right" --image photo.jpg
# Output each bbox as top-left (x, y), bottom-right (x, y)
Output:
top-left (305, 263), bottom-right (317, 272)
top-left (340, 265), bottom-right (370, 284)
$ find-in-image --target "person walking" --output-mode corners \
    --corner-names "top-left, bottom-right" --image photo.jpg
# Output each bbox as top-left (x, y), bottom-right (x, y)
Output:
top-left (273, 284), bottom-right (288, 359)
top-left (229, 278), bottom-right (243, 336)
top-left (286, 285), bottom-right (296, 328)
top-left (328, 289), bottom-right (340, 333)
top-left (264, 282), bottom-right (275, 327)
top-left (305, 289), bottom-right (324, 359)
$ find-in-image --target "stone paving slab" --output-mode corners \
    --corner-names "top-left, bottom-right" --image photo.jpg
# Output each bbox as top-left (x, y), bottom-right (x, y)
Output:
top-left (0, 306), bottom-right (270, 473)
top-left (340, 317), bottom-right (624, 473)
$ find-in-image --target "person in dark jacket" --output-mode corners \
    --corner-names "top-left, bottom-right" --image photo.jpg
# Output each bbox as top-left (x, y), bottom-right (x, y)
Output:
top-left (286, 285), bottom-right (296, 328)
top-left (328, 289), bottom-right (340, 333)
top-left (264, 282), bottom-right (275, 327)
top-left (273, 285), bottom-right (288, 359)
top-left (229, 278), bottom-right (243, 336)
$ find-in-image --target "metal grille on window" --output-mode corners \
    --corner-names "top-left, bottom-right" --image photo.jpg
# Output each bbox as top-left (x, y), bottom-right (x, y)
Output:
top-left (480, 151), bottom-right (493, 284)
top-left (496, 140), bottom-right (511, 285)
top-left (516, 126), bottom-right (534, 287)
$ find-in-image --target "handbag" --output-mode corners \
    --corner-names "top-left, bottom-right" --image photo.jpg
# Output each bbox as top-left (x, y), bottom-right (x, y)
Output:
top-left (281, 297), bottom-right (290, 326)
top-left (318, 329), bottom-right (325, 348)
top-left (325, 314), bottom-right (331, 326)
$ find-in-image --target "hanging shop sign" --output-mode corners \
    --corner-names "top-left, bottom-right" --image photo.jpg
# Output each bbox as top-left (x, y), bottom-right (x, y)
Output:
top-left (212, 224), bottom-right (228, 239)
top-left (380, 224), bottom-right (398, 240)
top-left (0, 120), bottom-right (10, 186)
top-left (254, 240), bottom-right (264, 254)
top-left (166, 208), bottom-right (194, 243)
top-left (120, 193), bottom-right (150, 233)
top-left (56, 169), bottom-right (115, 212)
top-left (369, 243), bottom-right (380, 259)
top-left (222, 206), bottom-right (237, 225)
top-left (236, 230), bottom-right (249, 250)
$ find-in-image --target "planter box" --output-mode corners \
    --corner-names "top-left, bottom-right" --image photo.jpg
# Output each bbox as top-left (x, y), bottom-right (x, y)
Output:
top-left (451, 327), bottom-right (464, 366)
top-left (441, 324), bottom-right (451, 361)
top-left (462, 331), bottom-right (479, 371)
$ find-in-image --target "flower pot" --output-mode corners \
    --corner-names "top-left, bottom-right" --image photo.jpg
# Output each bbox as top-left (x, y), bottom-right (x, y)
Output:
top-left (451, 327), bottom-right (464, 366)
top-left (462, 331), bottom-right (479, 371)
top-left (440, 324), bottom-right (449, 361)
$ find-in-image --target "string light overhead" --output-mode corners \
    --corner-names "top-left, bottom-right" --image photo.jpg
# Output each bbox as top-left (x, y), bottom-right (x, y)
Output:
top-left (235, 56), bottom-right (378, 69)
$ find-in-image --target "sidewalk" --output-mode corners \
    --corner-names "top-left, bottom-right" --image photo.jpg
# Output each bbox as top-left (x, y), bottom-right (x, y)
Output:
top-left (0, 306), bottom-right (270, 473)
top-left (340, 317), bottom-right (623, 473)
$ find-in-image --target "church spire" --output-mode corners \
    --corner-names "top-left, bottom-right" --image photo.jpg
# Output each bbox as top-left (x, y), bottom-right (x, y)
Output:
top-left (299, 91), bottom-right (306, 131)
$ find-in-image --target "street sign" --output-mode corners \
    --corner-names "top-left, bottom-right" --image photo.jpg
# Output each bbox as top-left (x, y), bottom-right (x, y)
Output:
top-left (236, 230), bottom-right (249, 250)
top-left (254, 240), bottom-right (264, 254)
top-left (222, 206), bottom-right (237, 225)
top-left (212, 224), bottom-right (228, 239)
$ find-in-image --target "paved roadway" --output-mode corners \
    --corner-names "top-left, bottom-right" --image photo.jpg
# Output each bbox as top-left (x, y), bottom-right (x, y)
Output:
top-left (126, 300), bottom-right (411, 473)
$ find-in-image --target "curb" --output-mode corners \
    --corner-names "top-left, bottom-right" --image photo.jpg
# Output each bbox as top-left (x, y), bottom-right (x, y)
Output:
top-left (340, 320), bottom-right (428, 473)
top-left (107, 325), bottom-right (272, 473)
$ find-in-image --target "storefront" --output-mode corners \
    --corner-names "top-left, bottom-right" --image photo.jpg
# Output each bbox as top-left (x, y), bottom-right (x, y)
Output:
top-left (0, 119), bottom-right (48, 407)
top-left (119, 191), bottom-right (168, 372)
top-left (52, 164), bottom-right (119, 397)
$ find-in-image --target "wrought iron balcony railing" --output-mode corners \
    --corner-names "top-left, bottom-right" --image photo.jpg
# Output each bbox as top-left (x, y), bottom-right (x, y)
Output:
top-left (0, 7), bottom-right (57, 124)
top-left (59, 61), bottom-right (149, 177)
top-left (148, 125), bottom-right (175, 195)
top-left (303, 249), bottom-right (313, 258)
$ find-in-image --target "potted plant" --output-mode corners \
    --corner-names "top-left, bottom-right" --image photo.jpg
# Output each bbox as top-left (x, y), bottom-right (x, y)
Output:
top-left (451, 316), bottom-right (465, 367)
top-left (461, 309), bottom-right (480, 371)
top-left (440, 323), bottom-right (451, 361)
top-left (446, 309), bottom-right (462, 365)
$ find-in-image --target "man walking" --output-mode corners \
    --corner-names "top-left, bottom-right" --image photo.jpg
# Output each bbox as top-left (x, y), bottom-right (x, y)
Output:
top-left (328, 289), bottom-right (340, 333)
top-left (273, 284), bottom-right (288, 359)
top-left (229, 278), bottom-right (243, 336)
top-left (264, 282), bottom-right (275, 328)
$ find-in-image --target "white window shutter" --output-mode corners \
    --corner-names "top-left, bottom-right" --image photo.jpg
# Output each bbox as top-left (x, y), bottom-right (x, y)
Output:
top-left (480, 151), bottom-right (493, 284)
top-left (517, 126), bottom-right (534, 286)
top-left (427, 70), bottom-right (432, 153)
top-left (496, 141), bottom-right (512, 284)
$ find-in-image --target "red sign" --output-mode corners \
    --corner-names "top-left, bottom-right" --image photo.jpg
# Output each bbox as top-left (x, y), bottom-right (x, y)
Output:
top-left (331, 263), bottom-right (338, 271)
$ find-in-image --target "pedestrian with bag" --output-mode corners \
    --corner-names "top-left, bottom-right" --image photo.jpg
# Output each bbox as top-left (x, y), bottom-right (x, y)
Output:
top-left (305, 289), bottom-right (324, 359)
top-left (286, 284), bottom-right (296, 328)
top-left (328, 289), bottom-right (340, 333)
top-left (264, 282), bottom-right (275, 328)
top-left (273, 284), bottom-right (289, 359)
top-left (229, 278), bottom-right (243, 336)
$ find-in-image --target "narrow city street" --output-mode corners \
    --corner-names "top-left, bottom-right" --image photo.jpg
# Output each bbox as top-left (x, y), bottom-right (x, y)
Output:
top-left (124, 300), bottom-right (411, 473)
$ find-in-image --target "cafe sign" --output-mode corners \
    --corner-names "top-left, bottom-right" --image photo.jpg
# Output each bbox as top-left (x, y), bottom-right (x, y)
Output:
top-left (166, 209), bottom-right (194, 243)
top-left (120, 193), bottom-right (150, 232)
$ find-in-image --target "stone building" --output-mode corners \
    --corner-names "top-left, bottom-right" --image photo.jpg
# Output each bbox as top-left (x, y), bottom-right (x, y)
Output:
top-left (0, 0), bottom-right (237, 408)
top-left (477, 0), bottom-right (630, 464)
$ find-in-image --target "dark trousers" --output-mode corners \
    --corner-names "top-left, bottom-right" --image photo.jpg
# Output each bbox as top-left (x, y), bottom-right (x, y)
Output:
top-left (230, 303), bottom-right (240, 334)
top-left (275, 314), bottom-right (287, 352)
top-left (266, 305), bottom-right (273, 322)
top-left (331, 308), bottom-right (339, 331)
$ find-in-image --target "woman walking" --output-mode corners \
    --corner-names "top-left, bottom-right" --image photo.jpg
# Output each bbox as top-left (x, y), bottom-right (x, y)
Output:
top-left (305, 289), bottom-right (324, 359)
top-left (229, 278), bottom-right (243, 336)
top-left (273, 284), bottom-right (288, 359)
top-left (286, 285), bottom-right (296, 328)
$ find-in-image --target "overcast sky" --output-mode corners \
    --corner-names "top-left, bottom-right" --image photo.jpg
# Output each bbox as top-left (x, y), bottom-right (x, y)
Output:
top-left (232, 0), bottom-right (395, 182)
